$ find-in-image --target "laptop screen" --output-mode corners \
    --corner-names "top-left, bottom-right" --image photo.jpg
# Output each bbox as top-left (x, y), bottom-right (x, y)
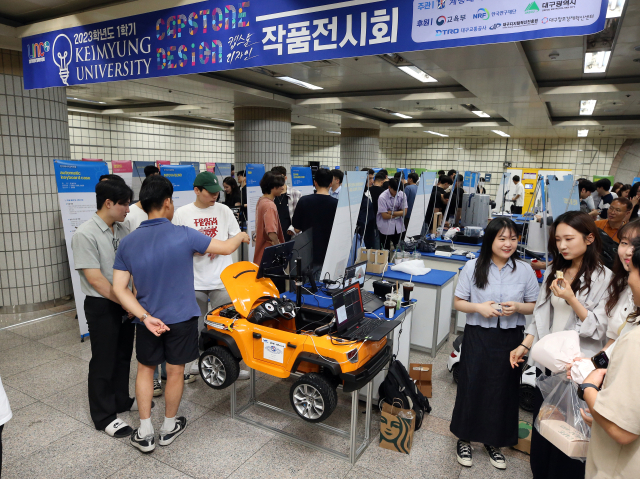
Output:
top-left (332, 283), bottom-right (364, 333)
top-left (343, 261), bottom-right (367, 288)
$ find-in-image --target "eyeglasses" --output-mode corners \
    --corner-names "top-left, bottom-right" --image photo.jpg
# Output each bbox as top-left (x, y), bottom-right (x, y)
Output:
top-left (609, 207), bottom-right (627, 214)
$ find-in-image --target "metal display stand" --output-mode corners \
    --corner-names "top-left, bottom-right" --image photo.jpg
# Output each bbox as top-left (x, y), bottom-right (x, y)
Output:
top-left (230, 369), bottom-right (374, 464)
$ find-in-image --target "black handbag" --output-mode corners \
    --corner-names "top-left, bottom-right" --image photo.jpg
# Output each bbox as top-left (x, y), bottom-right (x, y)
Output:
top-left (417, 238), bottom-right (436, 253)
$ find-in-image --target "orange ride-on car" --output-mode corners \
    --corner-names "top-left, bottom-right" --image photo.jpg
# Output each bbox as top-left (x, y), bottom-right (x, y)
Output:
top-left (198, 261), bottom-right (391, 423)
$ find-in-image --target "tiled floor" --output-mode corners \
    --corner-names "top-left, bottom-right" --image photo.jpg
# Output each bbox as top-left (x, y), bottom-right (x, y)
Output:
top-left (0, 305), bottom-right (533, 478)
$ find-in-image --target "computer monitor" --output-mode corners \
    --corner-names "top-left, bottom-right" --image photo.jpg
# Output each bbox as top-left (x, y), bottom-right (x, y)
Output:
top-left (331, 282), bottom-right (364, 334)
top-left (343, 261), bottom-right (367, 288)
top-left (289, 228), bottom-right (314, 278)
top-left (257, 241), bottom-right (295, 279)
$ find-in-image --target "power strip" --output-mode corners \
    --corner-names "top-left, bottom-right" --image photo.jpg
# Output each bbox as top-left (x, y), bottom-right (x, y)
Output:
top-left (434, 251), bottom-right (452, 257)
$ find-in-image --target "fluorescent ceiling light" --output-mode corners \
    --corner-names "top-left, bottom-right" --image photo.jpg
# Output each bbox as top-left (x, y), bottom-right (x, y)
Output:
top-left (291, 125), bottom-right (316, 130)
top-left (327, 131), bottom-right (341, 134)
top-left (424, 130), bottom-right (448, 137)
top-left (577, 129), bottom-right (589, 137)
top-left (210, 117), bottom-right (234, 123)
top-left (392, 112), bottom-right (413, 119)
top-left (276, 76), bottom-right (323, 90)
top-left (606, 0), bottom-right (625, 18)
top-left (584, 51), bottom-right (611, 73)
top-left (472, 110), bottom-right (490, 118)
top-left (492, 130), bottom-right (510, 137)
top-left (397, 65), bottom-right (437, 83)
top-left (580, 100), bottom-right (597, 115)
top-left (137, 117), bottom-right (225, 129)
top-left (67, 97), bottom-right (106, 104)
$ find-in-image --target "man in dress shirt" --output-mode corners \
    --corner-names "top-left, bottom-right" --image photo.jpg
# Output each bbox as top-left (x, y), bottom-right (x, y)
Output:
top-left (376, 178), bottom-right (408, 251)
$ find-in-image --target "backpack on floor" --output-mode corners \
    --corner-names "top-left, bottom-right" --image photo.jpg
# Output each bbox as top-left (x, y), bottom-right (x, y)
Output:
top-left (378, 357), bottom-right (431, 431)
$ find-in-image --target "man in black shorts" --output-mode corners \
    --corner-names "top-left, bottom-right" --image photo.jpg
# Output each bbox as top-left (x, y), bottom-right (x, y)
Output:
top-left (113, 176), bottom-right (249, 452)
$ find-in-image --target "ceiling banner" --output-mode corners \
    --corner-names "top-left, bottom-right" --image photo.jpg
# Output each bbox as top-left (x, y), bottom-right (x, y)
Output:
top-left (22, 0), bottom-right (607, 90)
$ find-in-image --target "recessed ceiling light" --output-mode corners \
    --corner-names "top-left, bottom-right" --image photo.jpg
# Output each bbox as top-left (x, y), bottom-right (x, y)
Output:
top-left (276, 76), bottom-right (323, 90)
top-left (472, 110), bottom-right (490, 118)
top-left (584, 51), bottom-right (611, 73)
top-left (580, 100), bottom-right (597, 115)
top-left (424, 130), bottom-right (448, 137)
top-left (491, 130), bottom-right (510, 137)
top-left (606, 0), bottom-right (625, 18)
top-left (577, 129), bottom-right (589, 137)
top-left (397, 65), bottom-right (437, 83)
top-left (67, 97), bottom-right (106, 104)
top-left (392, 112), bottom-right (413, 119)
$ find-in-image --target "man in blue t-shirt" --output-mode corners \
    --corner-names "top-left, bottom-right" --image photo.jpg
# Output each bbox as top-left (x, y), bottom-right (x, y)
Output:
top-left (113, 176), bottom-right (248, 453)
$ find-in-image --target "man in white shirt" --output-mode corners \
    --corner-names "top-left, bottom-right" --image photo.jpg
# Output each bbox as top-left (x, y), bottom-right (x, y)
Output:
top-left (510, 175), bottom-right (525, 215)
top-left (172, 172), bottom-right (249, 380)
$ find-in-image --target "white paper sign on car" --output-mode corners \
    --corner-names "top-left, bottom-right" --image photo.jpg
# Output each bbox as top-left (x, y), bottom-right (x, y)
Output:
top-left (262, 338), bottom-right (285, 363)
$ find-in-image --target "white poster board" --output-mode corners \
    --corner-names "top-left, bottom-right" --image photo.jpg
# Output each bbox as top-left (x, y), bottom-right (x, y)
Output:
top-left (54, 159), bottom-right (109, 337)
top-left (406, 172), bottom-right (436, 237)
top-left (246, 164), bottom-right (266, 262)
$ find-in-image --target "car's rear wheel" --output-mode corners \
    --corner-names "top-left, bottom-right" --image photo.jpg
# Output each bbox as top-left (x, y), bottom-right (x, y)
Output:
top-left (452, 363), bottom-right (460, 384)
top-left (199, 346), bottom-right (240, 389)
top-left (519, 384), bottom-right (537, 412)
top-left (290, 373), bottom-right (338, 423)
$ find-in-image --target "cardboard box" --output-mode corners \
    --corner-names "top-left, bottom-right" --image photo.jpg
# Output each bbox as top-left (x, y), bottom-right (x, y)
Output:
top-left (376, 250), bottom-right (389, 264)
top-left (366, 262), bottom-right (387, 274)
top-left (539, 420), bottom-right (589, 458)
top-left (409, 364), bottom-right (432, 398)
top-left (513, 421), bottom-right (532, 454)
top-left (368, 249), bottom-right (378, 263)
top-left (356, 247), bottom-right (369, 264)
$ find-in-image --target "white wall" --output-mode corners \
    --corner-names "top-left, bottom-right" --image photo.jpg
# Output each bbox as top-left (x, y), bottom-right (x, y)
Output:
top-left (68, 113), bottom-right (235, 170)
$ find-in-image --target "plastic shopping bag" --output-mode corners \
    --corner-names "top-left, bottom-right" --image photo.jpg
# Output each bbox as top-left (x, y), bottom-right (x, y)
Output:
top-left (534, 374), bottom-right (591, 461)
top-left (530, 330), bottom-right (582, 373)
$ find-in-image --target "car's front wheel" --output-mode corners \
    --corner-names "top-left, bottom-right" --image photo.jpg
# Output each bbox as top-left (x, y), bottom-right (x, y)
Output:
top-left (290, 373), bottom-right (338, 423)
top-left (199, 346), bottom-right (240, 389)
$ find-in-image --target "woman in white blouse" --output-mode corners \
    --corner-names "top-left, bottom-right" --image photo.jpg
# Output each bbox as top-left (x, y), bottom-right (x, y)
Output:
top-left (510, 211), bottom-right (612, 479)
top-left (0, 374), bottom-right (12, 475)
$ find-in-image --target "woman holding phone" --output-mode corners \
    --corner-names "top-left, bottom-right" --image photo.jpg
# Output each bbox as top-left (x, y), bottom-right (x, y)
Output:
top-left (510, 211), bottom-right (612, 479)
top-left (451, 218), bottom-right (540, 471)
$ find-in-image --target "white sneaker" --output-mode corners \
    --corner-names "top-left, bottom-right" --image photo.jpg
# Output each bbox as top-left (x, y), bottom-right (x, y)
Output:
top-left (188, 361), bottom-right (199, 376)
top-left (184, 373), bottom-right (197, 384)
top-left (238, 370), bottom-right (250, 380)
top-left (105, 418), bottom-right (133, 438)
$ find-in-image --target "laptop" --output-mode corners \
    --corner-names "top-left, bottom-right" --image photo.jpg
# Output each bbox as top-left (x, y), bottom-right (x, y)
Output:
top-left (344, 261), bottom-right (385, 312)
top-left (332, 283), bottom-right (400, 341)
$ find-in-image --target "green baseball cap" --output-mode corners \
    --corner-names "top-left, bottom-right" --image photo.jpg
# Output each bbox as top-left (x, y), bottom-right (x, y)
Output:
top-left (194, 171), bottom-right (223, 193)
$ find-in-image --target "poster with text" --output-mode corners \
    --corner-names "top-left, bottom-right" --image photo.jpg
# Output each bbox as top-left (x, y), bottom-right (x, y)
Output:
top-left (291, 166), bottom-right (314, 197)
top-left (245, 163), bottom-right (266, 262)
top-left (160, 164), bottom-right (197, 208)
top-left (406, 172), bottom-right (436, 237)
top-left (54, 159), bottom-right (109, 337)
top-left (132, 160), bottom-right (154, 199)
top-left (111, 160), bottom-right (132, 187)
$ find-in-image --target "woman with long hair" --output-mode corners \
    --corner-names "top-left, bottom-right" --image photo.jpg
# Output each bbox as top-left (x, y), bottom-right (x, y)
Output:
top-left (510, 211), bottom-right (612, 479)
top-left (612, 181), bottom-right (624, 197)
top-left (629, 182), bottom-right (640, 219)
top-left (451, 218), bottom-right (540, 471)
top-left (222, 176), bottom-right (241, 208)
top-left (618, 184), bottom-right (631, 199)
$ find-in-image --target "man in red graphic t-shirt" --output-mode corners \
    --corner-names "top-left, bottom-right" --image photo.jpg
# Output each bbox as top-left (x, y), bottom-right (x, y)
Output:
top-left (172, 172), bottom-right (249, 380)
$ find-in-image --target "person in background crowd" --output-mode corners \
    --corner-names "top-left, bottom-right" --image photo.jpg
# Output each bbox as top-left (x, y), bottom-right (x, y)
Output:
top-left (404, 172), bottom-right (419, 229)
top-left (362, 167), bottom-right (374, 188)
top-left (230, 164), bottom-right (235, 177)
top-left (449, 174), bottom-right (465, 226)
top-left (595, 197), bottom-right (632, 243)
top-left (425, 175), bottom-right (453, 234)
top-left (595, 178), bottom-right (615, 219)
top-left (329, 169), bottom-right (343, 200)
top-left (380, 169), bottom-right (390, 189)
top-left (222, 177), bottom-right (241, 208)
top-left (629, 182), bottom-right (640, 219)
top-left (437, 170), bottom-right (446, 176)
top-left (510, 175), bottom-right (525, 215)
top-left (144, 165), bottom-right (160, 177)
top-left (357, 168), bottom-right (378, 249)
top-left (369, 172), bottom-right (387, 217)
top-left (578, 179), bottom-right (598, 217)
top-left (476, 177), bottom-right (487, 194)
top-left (445, 169), bottom-right (457, 193)
top-left (510, 211), bottom-right (612, 479)
top-left (112, 176), bottom-right (248, 453)
top-left (584, 235), bottom-right (640, 479)
top-left (236, 170), bottom-right (247, 223)
top-left (618, 184), bottom-right (631, 199)
top-left (593, 220), bottom-right (640, 353)
top-left (0, 374), bottom-right (11, 475)
top-left (173, 172), bottom-right (250, 382)
top-left (292, 168), bottom-right (338, 271)
top-left (271, 166), bottom-right (302, 239)
top-left (71, 180), bottom-right (136, 439)
top-left (377, 178), bottom-right (408, 251)
top-left (452, 218), bottom-right (539, 471)
top-left (394, 171), bottom-right (407, 189)
top-left (254, 172), bottom-right (285, 265)
top-left (612, 181), bottom-right (623, 197)
top-left (100, 174), bottom-right (126, 183)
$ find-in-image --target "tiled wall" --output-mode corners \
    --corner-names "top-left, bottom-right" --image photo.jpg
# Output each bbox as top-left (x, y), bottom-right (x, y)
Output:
top-left (0, 49), bottom-right (72, 307)
top-left (69, 113), bottom-right (235, 169)
top-left (292, 134), bottom-right (340, 167)
top-left (340, 134), bottom-right (380, 170)
top-left (234, 118), bottom-right (291, 173)
top-left (380, 137), bottom-right (625, 196)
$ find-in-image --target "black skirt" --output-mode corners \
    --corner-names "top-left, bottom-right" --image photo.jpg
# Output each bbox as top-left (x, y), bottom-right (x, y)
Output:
top-left (450, 324), bottom-right (524, 447)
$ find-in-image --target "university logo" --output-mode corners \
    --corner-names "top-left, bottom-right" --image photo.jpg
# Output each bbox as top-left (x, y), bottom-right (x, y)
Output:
top-left (27, 41), bottom-right (50, 60)
top-left (436, 16), bottom-right (447, 26)
top-left (525, 2), bottom-right (540, 13)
